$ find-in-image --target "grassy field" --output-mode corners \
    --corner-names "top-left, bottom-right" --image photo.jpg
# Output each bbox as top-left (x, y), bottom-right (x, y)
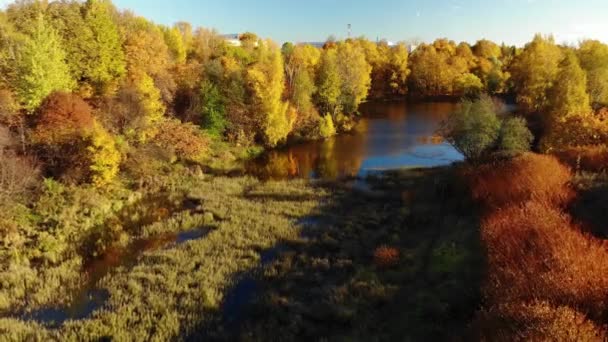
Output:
top-left (0, 166), bottom-right (484, 341)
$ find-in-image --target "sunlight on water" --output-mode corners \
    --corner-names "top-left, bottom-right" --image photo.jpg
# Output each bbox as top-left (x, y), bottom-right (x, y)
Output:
top-left (247, 101), bottom-right (465, 180)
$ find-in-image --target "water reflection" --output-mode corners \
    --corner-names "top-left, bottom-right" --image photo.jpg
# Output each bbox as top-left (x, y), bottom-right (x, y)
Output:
top-left (247, 101), bottom-right (464, 180)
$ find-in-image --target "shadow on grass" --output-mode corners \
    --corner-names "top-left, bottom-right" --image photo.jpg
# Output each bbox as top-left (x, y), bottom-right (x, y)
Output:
top-left (195, 167), bottom-right (484, 341)
top-left (571, 182), bottom-right (608, 238)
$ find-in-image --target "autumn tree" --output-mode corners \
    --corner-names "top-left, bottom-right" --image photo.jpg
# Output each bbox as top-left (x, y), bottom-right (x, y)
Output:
top-left (510, 34), bottom-right (562, 113)
top-left (336, 41), bottom-right (372, 115)
top-left (31, 91), bottom-right (94, 181)
top-left (161, 25), bottom-right (187, 65)
top-left (32, 91), bottom-right (94, 145)
top-left (246, 40), bottom-right (292, 147)
top-left (284, 44), bottom-right (321, 133)
top-left (15, 15), bottom-right (74, 112)
top-left (577, 40), bottom-right (608, 107)
top-left (548, 51), bottom-right (591, 122)
top-left (315, 47), bottom-right (341, 116)
top-left (387, 43), bottom-right (410, 96)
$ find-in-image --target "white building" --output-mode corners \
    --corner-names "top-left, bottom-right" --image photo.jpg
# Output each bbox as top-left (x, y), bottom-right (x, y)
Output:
top-left (220, 34), bottom-right (241, 47)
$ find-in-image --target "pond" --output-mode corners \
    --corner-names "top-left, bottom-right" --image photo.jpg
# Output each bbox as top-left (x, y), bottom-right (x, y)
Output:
top-left (246, 101), bottom-right (465, 180)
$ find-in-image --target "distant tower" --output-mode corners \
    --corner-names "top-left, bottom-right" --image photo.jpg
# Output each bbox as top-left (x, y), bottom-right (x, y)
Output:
top-left (348, 24), bottom-right (352, 39)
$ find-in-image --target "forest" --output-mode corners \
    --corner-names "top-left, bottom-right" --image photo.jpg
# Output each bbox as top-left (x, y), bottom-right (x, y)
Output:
top-left (1, 0), bottom-right (608, 340)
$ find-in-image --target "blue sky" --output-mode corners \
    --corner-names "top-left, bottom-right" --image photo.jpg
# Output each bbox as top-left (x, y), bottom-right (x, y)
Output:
top-left (3, 0), bottom-right (608, 45)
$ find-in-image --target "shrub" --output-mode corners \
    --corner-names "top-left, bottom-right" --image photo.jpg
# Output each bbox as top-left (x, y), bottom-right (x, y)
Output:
top-left (553, 145), bottom-right (608, 173)
top-left (32, 91), bottom-right (94, 145)
top-left (481, 201), bottom-right (608, 319)
top-left (87, 124), bottom-right (121, 187)
top-left (440, 96), bottom-right (501, 160)
top-left (468, 153), bottom-right (573, 209)
top-left (373, 245), bottom-right (400, 268)
top-left (540, 113), bottom-right (608, 152)
top-left (471, 301), bottom-right (606, 341)
top-left (497, 117), bottom-right (533, 155)
top-left (317, 113), bottom-right (336, 139)
top-left (0, 152), bottom-right (39, 202)
top-left (153, 119), bottom-right (208, 161)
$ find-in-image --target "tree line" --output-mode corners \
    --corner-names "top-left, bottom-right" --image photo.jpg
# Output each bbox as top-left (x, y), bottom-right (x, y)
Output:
top-left (0, 0), bottom-right (607, 188)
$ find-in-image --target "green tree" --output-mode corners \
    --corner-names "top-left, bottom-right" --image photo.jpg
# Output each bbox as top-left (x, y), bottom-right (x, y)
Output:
top-left (440, 96), bottom-right (501, 160)
top-left (47, 1), bottom-right (95, 83)
top-left (15, 15), bottom-right (74, 112)
top-left (199, 80), bottom-right (226, 136)
top-left (83, 0), bottom-right (126, 92)
top-left (510, 34), bottom-right (562, 113)
top-left (497, 117), bottom-right (533, 155)
top-left (549, 51), bottom-right (591, 121)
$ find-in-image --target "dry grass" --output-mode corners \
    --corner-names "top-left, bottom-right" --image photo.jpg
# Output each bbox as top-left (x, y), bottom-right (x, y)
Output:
top-left (373, 245), bottom-right (400, 268)
top-left (468, 153), bottom-right (573, 209)
top-left (481, 201), bottom-right (608, 319)
top-left (471, 301), bottom-right (606, 342)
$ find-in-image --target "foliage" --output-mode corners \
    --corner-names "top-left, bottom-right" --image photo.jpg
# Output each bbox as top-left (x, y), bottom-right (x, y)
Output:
top-left (440, 96), bottom-right (501, 160)
top-left (315, 47), bottom-right (341, 116)
top-left (130, 73), bottom-right (166, 142)
top-left (472, 301), bottom-right (606, 341)
top-left (83, 0), bottom-right (126, 92)
top-left (510, 34), bottom-right (562, 113)
top-left (336, 41), bottom-right (372, 114)
top-left (161, 25), bottom-right (187, 65)
top-left (0, 151), bottom-right (39, 202)
top-left (540, 113), bottom-right (608, 151)
top-left (15, 15), bottom-right (74, 112)
top-left (467, 153), bottom-right (573, 209)
top-left (87, 123), bottom-right (121, 187)
top-left (549, 51), bottom-right (591, 121)
top-left (246, 40), bottom-right (292, 147)
top-left (317, 113), bottom-right (336, 139)
top-left (497, 117), bottom-right (533, 155)
top-left (153, 118), bottom-right (208, 161)
top-left (453, 73), bottom-right (483, 97)
top-left (32, 91), bottom-right (94, 145)
top-left (577, 40), bottom-right (608, 107)
top-left (373, 245), bottom-right (400, 268)
top-left (199, 80), bottom-right (226, 136)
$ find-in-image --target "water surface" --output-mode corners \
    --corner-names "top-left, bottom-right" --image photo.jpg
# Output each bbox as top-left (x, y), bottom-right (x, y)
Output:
top-left (247, 101), bottom-right (465, 180)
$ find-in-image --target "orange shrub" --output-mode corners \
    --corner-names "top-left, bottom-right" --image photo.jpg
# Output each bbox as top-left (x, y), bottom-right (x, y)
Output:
top-left (470, 301), bottom-right (606, 341)
top-left (554, 146), bottom-right (608, 173)
top-left (468, 153), bottom-right (573, 209)
top-left (373, 245), bottom-right (400, 268)
top-left (481, 201), bottom-right (608, 319)
top-left (153, 119), bottom-right (208, 161)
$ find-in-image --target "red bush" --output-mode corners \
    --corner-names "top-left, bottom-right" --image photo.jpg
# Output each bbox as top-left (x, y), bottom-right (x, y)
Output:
top-left (153, 119), bottom-right (208, 161)
top-left (554, 146), bottom-right (608, 173)
top-left (481, 201), bottom-right (608, 319)
top-left (373, 245), bottom-right (400, 268)
top-left (470, 301), bottom-right (606, 341)
top-left (468, 153), bottom-right (573, 209)
top-left (32, 91), bottom-right (95, 145)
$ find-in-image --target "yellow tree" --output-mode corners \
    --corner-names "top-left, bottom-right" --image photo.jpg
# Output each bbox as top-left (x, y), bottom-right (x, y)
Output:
top-left (549, 51), bottom-right (591, 121)
top-left (246, 40), bottom-right (292, 147)
top-left (510, 34), bottom-right (562, 113)
top-left (337, 41), bottom-right (372, 114)
top-left (577, 40), bottom-right (608, 107)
